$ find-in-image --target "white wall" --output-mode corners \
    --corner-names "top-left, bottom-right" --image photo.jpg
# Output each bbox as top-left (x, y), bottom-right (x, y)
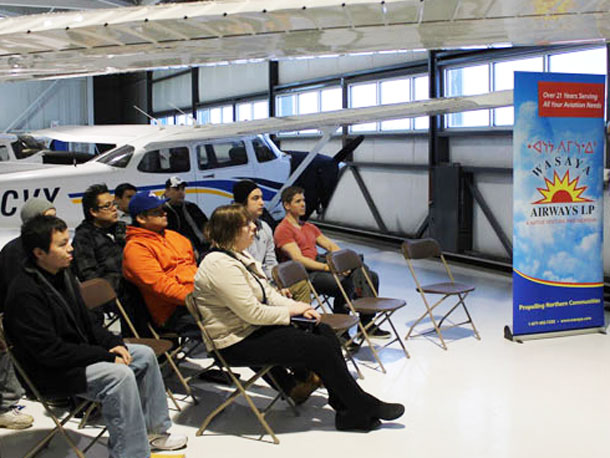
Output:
top-left (279, 51), bottom-right (426, 85)
top-left (152, 72), bottom-right (192, 113)
top-left (199, 61), bottom-right (268, 103)
top-left (0, 78), bottom-right (89, 132)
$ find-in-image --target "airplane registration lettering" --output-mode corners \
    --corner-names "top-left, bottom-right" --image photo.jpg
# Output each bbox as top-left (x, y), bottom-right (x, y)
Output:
top-left (1, 190), bottom-right (17, 216)
top-left (0, 187), bottom-right (60, 217)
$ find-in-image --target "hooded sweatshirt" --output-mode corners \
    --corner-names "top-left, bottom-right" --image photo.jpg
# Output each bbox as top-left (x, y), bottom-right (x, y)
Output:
top-left (123, 226), bottom-right (197, 326)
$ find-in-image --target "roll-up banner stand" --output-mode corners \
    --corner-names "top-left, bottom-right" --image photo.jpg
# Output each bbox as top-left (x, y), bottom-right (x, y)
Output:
top-left (506, 71), bottom-right (606, 342)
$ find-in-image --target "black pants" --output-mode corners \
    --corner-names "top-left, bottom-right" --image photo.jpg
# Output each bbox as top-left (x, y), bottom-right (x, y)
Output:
top-left (309, 270), bottom-right (379, 326)
top-left (219, 324), bottom-right (378, 415)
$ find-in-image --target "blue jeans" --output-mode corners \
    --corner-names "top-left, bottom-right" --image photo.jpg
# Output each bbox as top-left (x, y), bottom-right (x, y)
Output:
top-left (79, 344), bottom-right (171, 458)
top-left (0, 351), bottom-right (24, 413)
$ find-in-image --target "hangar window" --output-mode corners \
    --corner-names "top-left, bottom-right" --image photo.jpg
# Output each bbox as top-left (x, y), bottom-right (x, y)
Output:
top-left (446, 64), bottom-right (490, 128)
top-left (492, 57), bottom-right (543, 126)
top-left (137, 147), bottom-right (190, 173)
top-left (444, 46), bottom-right (605, 129)
top-left (196, 141), bottom-right (248, 170)
top-left (197, 105), bottom-right (234, 125)
top-left (276, 86), bottom-right (342, 135)
top-left (347, 75), bottom-right (429, 133)
top-left (237, 100), bottom-right (269, 121)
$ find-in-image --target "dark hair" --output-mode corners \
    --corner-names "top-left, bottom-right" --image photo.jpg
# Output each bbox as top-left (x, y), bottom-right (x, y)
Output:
top-left (280, 186), bottom-right (304, 206)
top-left (114, 183), bottom-right (137, 199)
top-left (82, 183), bottom-right (109, 221)
top-left (204, 204), bottom-right (251, 250)
top-left (21, 215), bottom-right (68, 262)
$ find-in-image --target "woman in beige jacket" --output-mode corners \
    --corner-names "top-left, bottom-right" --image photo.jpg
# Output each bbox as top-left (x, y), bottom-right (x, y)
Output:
top-left (193, 204), bottom-right (404, 432)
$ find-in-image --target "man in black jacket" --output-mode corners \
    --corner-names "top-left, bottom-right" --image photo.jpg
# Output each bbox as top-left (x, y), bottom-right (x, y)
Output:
top-left (0, 197), bottom-right (55, 430)
top-left (163, 176), bottom-right (209, 260)
top-left (72, 184), bottom-right (126, 325)
top-left (3, 215), bottom-right (187, 458)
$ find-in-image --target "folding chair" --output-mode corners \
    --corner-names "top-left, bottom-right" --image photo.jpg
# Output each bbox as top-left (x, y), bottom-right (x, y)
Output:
top-left (185, 293), bottom-right (296, 445)
top-left (326, 249), bottom-right (409, 374)
top-left (0, 322), bottom-right (105, 458)
top-left (401, 238), bottom-right (481, 350)
top-left (79, 278), bottom-right (186, 410)
top-left (272, 260), bottom-right (364, 379)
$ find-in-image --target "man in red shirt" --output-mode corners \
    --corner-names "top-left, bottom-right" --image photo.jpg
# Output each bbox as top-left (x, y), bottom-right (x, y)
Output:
top-left (274, 186), bottom-right (388, 338)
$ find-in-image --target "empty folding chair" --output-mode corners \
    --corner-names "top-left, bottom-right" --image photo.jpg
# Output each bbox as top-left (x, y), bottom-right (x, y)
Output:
top-left (326, 249), bottom-right (409, 374)
top-left (272, 260), bottom-right (363, 379)
top-left (185, 294), bottom-right (296, 445)
top-left (79, 278), bottom-right (189, 410)
top-left (0, 321), bottom-right (105, 458)
top-left (401, 238), bottom-right (481, 350)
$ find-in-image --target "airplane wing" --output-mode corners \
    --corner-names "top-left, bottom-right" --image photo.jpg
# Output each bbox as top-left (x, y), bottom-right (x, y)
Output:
top-left (0, 0), bottom-right (608, 82)
top-left (145, 90), bottom-right (513, 147)
top-left (30, 124), bottom-right (164, 144)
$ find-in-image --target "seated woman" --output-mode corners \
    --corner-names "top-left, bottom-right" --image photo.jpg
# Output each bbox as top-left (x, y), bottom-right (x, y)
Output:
top-left (192, 204), bottom-right (404, 432)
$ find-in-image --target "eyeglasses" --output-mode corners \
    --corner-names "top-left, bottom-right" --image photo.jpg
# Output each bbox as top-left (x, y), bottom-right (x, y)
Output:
top-left (146, 208), bottom-right (166, 217)
top-left (96, 201), bottom-right (117, 211)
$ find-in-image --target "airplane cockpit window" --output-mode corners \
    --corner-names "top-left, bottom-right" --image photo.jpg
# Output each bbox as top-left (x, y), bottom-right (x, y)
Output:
top-left (97, 145), bottom-right (134, 168)
top-left (196, 141), bottom-right (248, 170)
top-left (12, 136), bottom-right (46, 159)
top-left (0, 145), bottom-right (9, 162)
top-left (252, 138), bottom-right (276, 163)
top-left (138, 147), bottom-right (190, 173)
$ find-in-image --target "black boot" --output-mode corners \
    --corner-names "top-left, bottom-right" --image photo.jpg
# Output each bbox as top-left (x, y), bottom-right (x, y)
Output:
top-left (335, 411), bottom-right (381, 432)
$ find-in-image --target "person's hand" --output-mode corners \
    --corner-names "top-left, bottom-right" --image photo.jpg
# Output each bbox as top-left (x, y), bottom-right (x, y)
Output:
top-left (280, 288), bottom-right (293, 298)
top-left (114, 356), bottom-right (128, 365)
top-left (302, 308), bottom-right (321, 323)
top-left (288, 302), bottom-right (314, 317)
top-left (110, 346), bottom-right (132, 365)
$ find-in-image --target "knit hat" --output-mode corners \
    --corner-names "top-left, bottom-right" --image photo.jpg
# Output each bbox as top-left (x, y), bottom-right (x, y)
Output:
top-left (20, 198), bottom-right (55, 223)
top-left (232, 180), bottom-right (259, 205)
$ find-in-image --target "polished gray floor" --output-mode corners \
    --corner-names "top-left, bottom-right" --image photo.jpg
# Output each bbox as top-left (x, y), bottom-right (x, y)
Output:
top-left (1, 235), bottom-right (608, 458)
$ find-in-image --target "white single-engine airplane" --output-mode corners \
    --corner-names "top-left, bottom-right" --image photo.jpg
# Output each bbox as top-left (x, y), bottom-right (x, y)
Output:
top-left (0, 90), bottom-right (511, 236)
top-left (0, 0), bottom-right (607, 82)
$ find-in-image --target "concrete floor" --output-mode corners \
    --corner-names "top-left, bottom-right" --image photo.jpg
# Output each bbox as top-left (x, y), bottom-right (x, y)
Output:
top-left (1, 235), bottom-right (609, 458)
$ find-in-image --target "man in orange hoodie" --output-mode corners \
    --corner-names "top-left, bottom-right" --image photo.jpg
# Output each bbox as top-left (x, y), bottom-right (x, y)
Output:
top-left (123, 192), bottom-right (198, 332)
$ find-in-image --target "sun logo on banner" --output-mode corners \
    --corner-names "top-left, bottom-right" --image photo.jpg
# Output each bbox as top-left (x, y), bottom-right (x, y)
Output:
top-left (533, 170), bottom-right (592, 204)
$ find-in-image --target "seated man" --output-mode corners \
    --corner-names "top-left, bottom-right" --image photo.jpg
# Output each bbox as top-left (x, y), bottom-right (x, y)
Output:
top-left (72, 184), bottom-right (127, 324)
top-left (3, 215), bottom-right (186, 458)
top-left (114, 182), bottom-right (137, 224)
top-left (274, 186), bottom-right (388, 338)
top-left (163, 176), bottom-right (209, 260)
top-left (123, 191), bottom-right (198, 333)
top-left (233, 179), bottom-right (310, 302)
top-left (0, 197), bottom-right (55, 430)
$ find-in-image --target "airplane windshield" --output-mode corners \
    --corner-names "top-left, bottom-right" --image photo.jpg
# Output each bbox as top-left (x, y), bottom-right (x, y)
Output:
top-left (12, 136), bottom-right (46, 159)
top-left (96, 145), bottom-right (134, 168)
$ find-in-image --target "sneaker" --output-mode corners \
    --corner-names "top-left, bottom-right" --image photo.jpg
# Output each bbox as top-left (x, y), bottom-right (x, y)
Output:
top-left (289, 372), bottom-right (323, 405)
top-left (0, 407), bottom-right (34, 429)
top-left (368, 327), bottom-right (391, 339)
top-left (149, 432), bottom-right (188, 451)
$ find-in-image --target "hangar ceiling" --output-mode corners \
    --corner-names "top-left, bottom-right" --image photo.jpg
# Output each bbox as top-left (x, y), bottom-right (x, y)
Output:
top-left (0, 0), bottom-right (607, 82)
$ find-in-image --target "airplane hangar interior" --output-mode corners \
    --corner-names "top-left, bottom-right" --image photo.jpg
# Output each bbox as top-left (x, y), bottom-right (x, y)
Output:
top-left (0, 1), bottom-right (610, 457)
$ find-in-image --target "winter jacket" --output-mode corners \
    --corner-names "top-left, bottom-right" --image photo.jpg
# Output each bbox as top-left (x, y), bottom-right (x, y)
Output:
top-left (71, 220), bottom-right (127, 295)
top-left (3, 263), bottom-right (123, 397)
top-left (0, 236), bottom-right (25, 312)
top-left (122, 226), bottom-right (197, 326)
top-left (193, 250), bottom-right (292, 350)
top-left (164, 201), bottom-right (209, 257)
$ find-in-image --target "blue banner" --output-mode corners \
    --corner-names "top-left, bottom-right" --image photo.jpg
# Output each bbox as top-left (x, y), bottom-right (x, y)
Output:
top-left (512, 71), bottom-right (605, 336)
